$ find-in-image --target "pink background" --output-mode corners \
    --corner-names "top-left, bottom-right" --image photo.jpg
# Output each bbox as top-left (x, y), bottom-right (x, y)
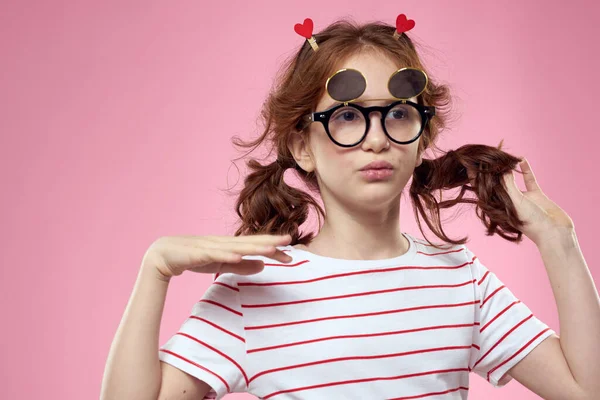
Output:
top-left (1, 1), bottom-right (599, 399)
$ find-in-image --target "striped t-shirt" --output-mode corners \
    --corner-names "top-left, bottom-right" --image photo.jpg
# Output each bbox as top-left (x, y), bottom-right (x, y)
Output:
top-left (159, 232), bottom-right (555, 399)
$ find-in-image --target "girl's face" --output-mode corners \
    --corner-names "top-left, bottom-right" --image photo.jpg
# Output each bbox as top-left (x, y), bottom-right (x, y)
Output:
top-left (292, 50), bottom-right (423, 213)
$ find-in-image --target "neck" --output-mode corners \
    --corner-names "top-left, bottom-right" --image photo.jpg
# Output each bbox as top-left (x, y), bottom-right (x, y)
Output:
top-left (304, 197), bottom-right (409, 260)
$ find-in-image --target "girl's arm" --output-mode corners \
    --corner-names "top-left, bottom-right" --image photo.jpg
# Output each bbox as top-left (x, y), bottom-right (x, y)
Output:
top-left (101, 233), bottom-right (291, 399)
top-left (505, 229), bottom-right (599, 400)
top-left (100, 263), bottom-right (210, 400)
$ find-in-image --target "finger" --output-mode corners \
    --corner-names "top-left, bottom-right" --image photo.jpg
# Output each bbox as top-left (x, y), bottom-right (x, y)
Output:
top-left (183, 247), bottom-right (246, 274)
top-left (203, 234), bottom-right (292, 244)
top-left (187, 251), bottom-right (266, 274)
top-left (519, 157), bottom-right (541, 192)
top-left (231, 244), bottom-right (293, 263)
top-left (502, 170), bottom-right (524, 204)
top-left (186, 242), bottom-right (294, 266)
top-left (175, 234), bottom-right (292, 249)
top-left (196, 247), bottom-right (244, 264)
top-left (259, 247), bottom-right (294, 263)
top-left (198, 241), bottom-right (291, 258)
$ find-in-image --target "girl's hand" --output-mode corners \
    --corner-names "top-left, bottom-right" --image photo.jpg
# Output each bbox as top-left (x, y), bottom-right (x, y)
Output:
top-left (141, 233), bottom-right (293, 280)
top-left (502, 157), bottom-right (575, 246)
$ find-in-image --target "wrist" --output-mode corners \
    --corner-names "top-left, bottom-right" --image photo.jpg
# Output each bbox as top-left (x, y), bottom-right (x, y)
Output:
top-left (140, 261), bottom-right (173, 283)
top-left (535, 227), bottom-right (579, 254)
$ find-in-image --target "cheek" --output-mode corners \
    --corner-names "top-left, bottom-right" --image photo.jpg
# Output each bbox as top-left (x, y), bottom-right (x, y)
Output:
top-left (322, 151), bottom-right (358, 184)
top-left (310, 131), bottom-right (354, 175)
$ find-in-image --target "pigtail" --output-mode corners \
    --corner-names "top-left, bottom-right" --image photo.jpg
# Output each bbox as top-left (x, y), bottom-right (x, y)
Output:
top-left (233, 157), bottom-right (324, 246)
top-left (410, 142), bottom-right (526, 248)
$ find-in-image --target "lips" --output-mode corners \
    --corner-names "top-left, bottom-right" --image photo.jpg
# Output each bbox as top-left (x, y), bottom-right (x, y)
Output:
top-left (360, 160), bottom-right (394, 171)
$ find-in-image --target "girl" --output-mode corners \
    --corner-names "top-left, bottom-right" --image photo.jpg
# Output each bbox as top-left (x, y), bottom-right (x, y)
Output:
top-left (101, 15), bottom-right (599, 400)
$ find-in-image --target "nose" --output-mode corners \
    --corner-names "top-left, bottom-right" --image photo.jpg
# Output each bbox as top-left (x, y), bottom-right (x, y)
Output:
top-left (360, 110), bottom-right (389, 152)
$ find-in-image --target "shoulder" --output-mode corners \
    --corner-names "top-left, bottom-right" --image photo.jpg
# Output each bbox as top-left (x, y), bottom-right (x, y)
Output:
top-left (405, 234), bottom-right (490, 285)
top-left (407, 233), bottom-right (470, 265)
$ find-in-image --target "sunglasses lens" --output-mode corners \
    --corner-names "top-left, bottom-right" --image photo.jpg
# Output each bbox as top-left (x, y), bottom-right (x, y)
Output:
top-left (388, 68), bottom-right (427, 99)
top-left (326, 69), bottom-right (366, 102)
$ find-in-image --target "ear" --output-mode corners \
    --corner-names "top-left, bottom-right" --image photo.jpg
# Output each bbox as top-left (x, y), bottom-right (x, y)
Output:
top-left (288, 130), bottom-right (316, 173)
top-left (415, 152), bottom-right (423, 168)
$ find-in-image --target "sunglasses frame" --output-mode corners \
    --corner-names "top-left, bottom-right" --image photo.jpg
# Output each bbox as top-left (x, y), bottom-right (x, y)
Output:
top-left (325, 67), bottom-right (430, 103)
top-left (299, 67), bottom-right (436, 147)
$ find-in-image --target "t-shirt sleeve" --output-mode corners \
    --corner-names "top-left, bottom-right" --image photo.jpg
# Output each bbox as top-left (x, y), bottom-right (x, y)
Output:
top-left (465, 245), bottom-right (556, 387)
top-left (159, 273), bottom-right (248, 399)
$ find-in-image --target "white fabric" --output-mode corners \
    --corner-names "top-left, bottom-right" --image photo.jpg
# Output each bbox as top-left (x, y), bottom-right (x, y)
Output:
top-left (159, 232), bottom-right (555, 399)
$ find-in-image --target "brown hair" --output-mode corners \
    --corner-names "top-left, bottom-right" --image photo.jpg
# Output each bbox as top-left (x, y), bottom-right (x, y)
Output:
top-left (227, 18), bottom-right (526, 248)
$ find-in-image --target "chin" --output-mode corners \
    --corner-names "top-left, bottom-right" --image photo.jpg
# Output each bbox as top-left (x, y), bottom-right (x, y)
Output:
top-left (349, 187), bottom-right (403, 209)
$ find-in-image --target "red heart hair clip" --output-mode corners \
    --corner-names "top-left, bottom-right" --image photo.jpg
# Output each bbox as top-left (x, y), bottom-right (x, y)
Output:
top-left (294, 18), bottom-right (319, 51)
top-left (294, 18), bottom-right (313, 39)
top-left (394, 14), bottom-right (415, 38)
top-left (295, 13), bottom-right (416, 52)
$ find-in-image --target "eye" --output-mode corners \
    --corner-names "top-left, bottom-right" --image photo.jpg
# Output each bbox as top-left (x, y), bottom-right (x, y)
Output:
top-left (388, 106), bottom-right (409, 120)
top-left (339, 111), bottom-right (358, 121)
top-left (331, 107), bottom-right (363, 123)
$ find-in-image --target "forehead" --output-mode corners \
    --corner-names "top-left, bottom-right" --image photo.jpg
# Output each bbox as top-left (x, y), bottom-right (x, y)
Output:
top-left (334, 51), bottom-right (401, 79)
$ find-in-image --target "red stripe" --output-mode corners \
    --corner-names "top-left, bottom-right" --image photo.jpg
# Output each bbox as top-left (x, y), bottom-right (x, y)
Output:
top-left (245, 300), bottom-right (480, 330)
top-left (412, 240), bottom-right (455, 249)
top-left (248, 323), bottom-right (477, 354)
top-left (175, 332), bottom-right (249, 385)
top-left (199, 299), bottom-right (243, 316)
top-left (242, 280), bottom-right (476, 308)
top-left (388, 385), bottom-right (469, 399)
top-left (487, 328), bottom-right (552, 381)
top-left (416, 248), bottom-right (464, 256)
top-left (478, 269), bottom-right (490, 285)
top-left (249, 346), bottom-right (472, 383)
top-left (480, 301), bottom-right (521, 333)
top-left (216, 258), bottom-right (309, 270)
top-left (262, 259), bottom-right (311, 268)
top-left (480, 285), bottom-right (506, 308)
top-left (213, 282), bottom-right (239, 292)
top-left (189, 316), bottom-right (245, 342)
top-left (261, 368), bottom-right (469, 399)
top-left (239, 262), bottom-right (471, 287)
top-left (159, 349), bottom-right (230, 392)
top-left (473, 314), bottom-right (534, 369)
